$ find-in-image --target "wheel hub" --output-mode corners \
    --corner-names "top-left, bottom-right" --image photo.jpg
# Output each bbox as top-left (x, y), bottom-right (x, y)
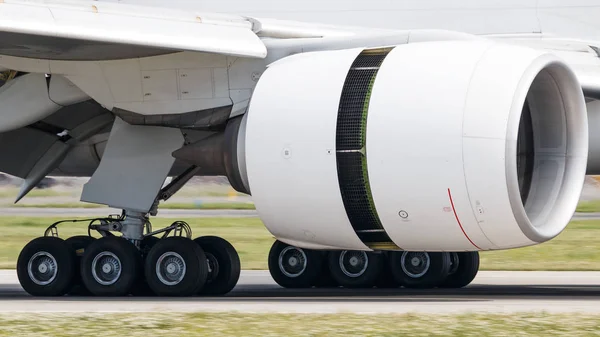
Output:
top-left (400, 252), bottom-right (431, 278)
top-left (278, 246), bottom-right (307, 278)
top-left (448, 252), bottom-right (460, 275)
top-left (206, 253), bottom-right (220, 284)
top-left (156, 252), bottom-right (186, 286)
top-left (91, 252), bottom-right (122, 286)
top-left (339, 251), bottom-right (368, 278)
top-left (27, 252), bottom-right (58, 286)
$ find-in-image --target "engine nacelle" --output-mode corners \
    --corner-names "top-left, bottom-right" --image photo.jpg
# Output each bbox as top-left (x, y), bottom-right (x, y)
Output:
top-left (245, 41), bottom-right (588, 251)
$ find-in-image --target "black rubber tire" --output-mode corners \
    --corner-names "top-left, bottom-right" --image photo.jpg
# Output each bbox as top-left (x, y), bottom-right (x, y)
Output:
top-left (268, 240), bottom-right (322, 288)
top-left (312, 251), bottom-right (338, 288)
top-left (130, 236), bottom-right (160, 297)
top-left (140, 236), bottom-right (160, 259)
top-left (376, 252), bottom-right (400, 288)
top-left (81, 236), bottom-right (142, 296)
top-left (145, 237), bottom-right (208, 296)
top-left (328, 250), bottom-right (384, 288)
top-left (439, 252), bottom-right (480, 288)
top-left (64, 236), bottom-right (95, 296)
top-left (195, 236), bottom-right (241, 296)
top-left (390, 251), bottom-right (451, 289)
top-left (17, 237), bottom-right (76, 297)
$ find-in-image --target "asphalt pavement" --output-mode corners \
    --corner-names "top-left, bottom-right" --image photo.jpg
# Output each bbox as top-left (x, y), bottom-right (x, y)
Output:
top-left (0, 271), bottom-right (600, 313)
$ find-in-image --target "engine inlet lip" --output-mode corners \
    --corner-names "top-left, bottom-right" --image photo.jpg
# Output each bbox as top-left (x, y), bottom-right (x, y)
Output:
top-left (505, 56), bottom-right (588, 243)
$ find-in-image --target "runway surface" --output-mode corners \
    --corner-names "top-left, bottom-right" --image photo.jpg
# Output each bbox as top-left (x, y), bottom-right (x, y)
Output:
top-left (3, 208), bottom-right (600, 220)
top-left (1, 270), bottom-right (600, 314)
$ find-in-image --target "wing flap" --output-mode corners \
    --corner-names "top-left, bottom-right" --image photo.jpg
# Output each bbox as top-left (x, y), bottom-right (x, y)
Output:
top-left (0, 0), bottom-right (267, 58)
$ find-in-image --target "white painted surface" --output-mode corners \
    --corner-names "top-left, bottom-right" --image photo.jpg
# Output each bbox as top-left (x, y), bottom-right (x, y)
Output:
top-left (0, 0), bottom-right (267, 58)
top-left (586, 100), bottom-right (600, 174)
top-left (368, 41), bottom-right (587, 251)
top-left (245, 49), bottom-right (369, 251)
top-left (0, 73), bottom-right (87, 132)
top-left (367, 41), bottom-right (495, 251)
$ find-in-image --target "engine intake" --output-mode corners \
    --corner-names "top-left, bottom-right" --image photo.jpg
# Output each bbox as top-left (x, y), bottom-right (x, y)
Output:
top-left (244, 41), bottom-right (587, 251)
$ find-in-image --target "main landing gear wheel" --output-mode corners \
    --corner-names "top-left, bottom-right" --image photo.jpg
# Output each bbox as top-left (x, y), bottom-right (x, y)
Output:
top-left (17, 237), bottom-right (76, 297)
top-left (145, 237), bottom-right (208, 296)
top-left (440, 252), bottom-right (480, 288)
top-left (65, 235), bottom-right (95, 296)
top-left (390, 251), bottom-right (451, 288)
top-left (81, 236), bottom-right (142, 296)
top-left (328, 250), bottom-right (383, 288)
top-left (268, 240), bottom-right (322, 288)
top-left (194, 236), bottom-right (240, 296)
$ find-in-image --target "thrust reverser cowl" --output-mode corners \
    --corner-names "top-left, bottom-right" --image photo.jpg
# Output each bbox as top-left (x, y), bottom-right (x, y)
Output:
top-left (244, 41), bottom-right (588, 252)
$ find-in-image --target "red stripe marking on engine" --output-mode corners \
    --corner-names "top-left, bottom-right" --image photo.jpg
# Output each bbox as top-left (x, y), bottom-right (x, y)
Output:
top-left (447, 188), bottom-right (482, 250)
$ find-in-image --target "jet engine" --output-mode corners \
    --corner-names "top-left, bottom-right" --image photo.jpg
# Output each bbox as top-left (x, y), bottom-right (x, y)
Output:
top-left (243, 40), bottom-right (588, 252)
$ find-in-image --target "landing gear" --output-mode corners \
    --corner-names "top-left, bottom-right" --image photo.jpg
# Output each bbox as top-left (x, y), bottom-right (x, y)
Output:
top-left (440, 252), bottom-right (480, 288)
top-left (144, 237), bottom-right (208, 296)
top-left (81, 236), bottom-right (142, 296)
top-left (268, 243), bottom-right (481, 290)
top-left (17, 237), bottom-right (76, 296)
top-left (328, 250), bottom-right (383, 288)
top-left (268, 240), bottom-right (323, 288)
top-left (65, 235), bottom-right (95, 295)
top-left (17, 212), bottom-right (241, 297)
top-left (130, 235), bottom-right (160, 296)
top-left (269, 244), bottom-right (480, 290)
top-left (390, 251), bottom-right (451, 288)
top-left (195, 236), bottom-right (241, 295)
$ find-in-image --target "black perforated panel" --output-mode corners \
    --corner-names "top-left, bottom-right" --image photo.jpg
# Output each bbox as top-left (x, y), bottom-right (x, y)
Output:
top-left (336, 50), bottom-right (399, 249)
top-left (336, 53), bottom-right (386, 151)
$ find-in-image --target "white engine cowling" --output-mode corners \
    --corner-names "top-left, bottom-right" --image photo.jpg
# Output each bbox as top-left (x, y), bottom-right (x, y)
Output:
top-left (245, 40), bottom-right (588, 251)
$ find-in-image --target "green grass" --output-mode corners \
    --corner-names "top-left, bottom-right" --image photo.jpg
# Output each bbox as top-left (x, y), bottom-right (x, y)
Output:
top-left (7, 202), bottom-right (256, 210)
top-left (576, 200), bottom-right (600, 212)
top-left (9, 203), bottom-right (105, 208)
top-left (480, 220), bottom-right (600, 270)
top-left (0, 313), bottom-right (599, 336)
top-left (161, 202), bottom-right (255, 210)
top-left (0, 188), bottom-right (71, 198)
top-left (3, 217), bottom-right (600, 271)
